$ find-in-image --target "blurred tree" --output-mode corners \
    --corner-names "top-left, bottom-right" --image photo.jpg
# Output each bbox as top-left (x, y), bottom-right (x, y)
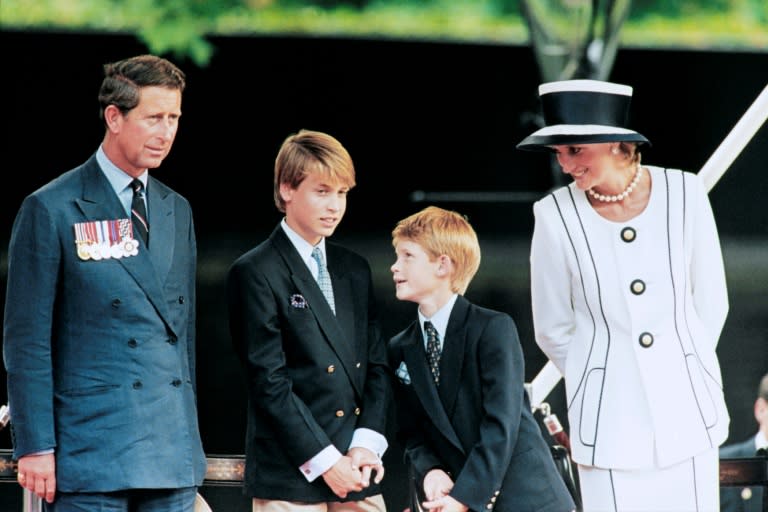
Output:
top-left (123, 0), bottom-right (249, 65)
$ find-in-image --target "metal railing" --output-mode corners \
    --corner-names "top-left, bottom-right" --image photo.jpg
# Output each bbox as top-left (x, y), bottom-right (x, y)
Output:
top-left (1, 450), bottom-right (766, 511)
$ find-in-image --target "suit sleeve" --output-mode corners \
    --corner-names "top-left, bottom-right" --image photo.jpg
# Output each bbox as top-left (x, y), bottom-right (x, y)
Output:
top-left (3, 194), bottom-right (59, 457)
top-left (689, 173), bottom-right (728, 347)
top-left (530, 196), bottom-right (574, 375)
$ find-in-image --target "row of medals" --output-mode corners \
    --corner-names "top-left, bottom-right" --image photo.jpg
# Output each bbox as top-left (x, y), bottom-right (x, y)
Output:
top-left (74, 219), bottom-right (140, 261)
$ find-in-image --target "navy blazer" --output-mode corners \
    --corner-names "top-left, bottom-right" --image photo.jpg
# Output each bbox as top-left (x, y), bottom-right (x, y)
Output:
top-left (3, 154), bottom-right (207, 492)
top-left (227, 224), bottom-right (391, 502)
top-left (388, 296), bottom-right (575, 512)
top-left (720, 437), bottom-right (765, 512)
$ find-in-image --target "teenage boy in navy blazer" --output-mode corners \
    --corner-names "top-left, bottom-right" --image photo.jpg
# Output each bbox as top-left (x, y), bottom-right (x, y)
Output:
top-left (227, 129), bottom-right (391, 511)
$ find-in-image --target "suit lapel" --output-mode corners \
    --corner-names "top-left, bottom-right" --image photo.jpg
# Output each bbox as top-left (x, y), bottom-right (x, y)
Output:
top-left (402, 323), bottom-right (464, 453)
top-left (145, 177), bottom-right (174, 281)
top-left (326, 249), bottom-right (360, 382)
top-left (271, 228), bottom-right (362, 397)
top-left (437, 296), bottom-right (469, 418)
top-left (74, 160), bottom-right (174, 334)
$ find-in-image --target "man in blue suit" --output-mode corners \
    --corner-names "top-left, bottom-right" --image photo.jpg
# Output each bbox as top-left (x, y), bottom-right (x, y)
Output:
top-left (720, 373), bottom-right (768, 512)
top-left (3, 54), bottom-right (207, 511)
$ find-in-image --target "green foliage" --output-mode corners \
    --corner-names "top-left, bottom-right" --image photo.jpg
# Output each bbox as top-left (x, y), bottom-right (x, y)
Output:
top-left (1, 0), bottom-right (765, 66)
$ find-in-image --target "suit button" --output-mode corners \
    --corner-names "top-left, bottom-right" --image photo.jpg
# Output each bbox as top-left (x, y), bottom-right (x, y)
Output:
top-left (630, 279), bottom-right (646, 295)
top-left (178, 296), bottom-right (185, 304)
top-left (741, 487), bottom-right (753, 500)
top-left (171, 379), bottom-right (182, 387)
top-left (621, 227), bottom-right (636, 242)
top-left (356, 362), bottom-right (361, 368)
top-left (111, 299), bottom-right (122, 308)
top-left (132, 380), bottom-right (143, 389)
top-left (485, 504), bottom-right (493, 510)
top-left (327, 365), bottom-right (335, 374)
top-left (639, 332), bottom-right (654, 347)
top-left (127, 338), bottom-right (138, 348)
top-left (167, 336), bottom-right (177, 345)
top-left (335, 410), bottom-right (344, 418)
top-left (354, 407), bottom-right (361, 416)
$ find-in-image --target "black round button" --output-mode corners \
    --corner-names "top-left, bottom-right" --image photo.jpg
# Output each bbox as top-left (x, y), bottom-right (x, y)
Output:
top-left (167, 336), bottom-right (178, 345)
top-left (639, 332), bottom-right (654, 347)
top-left (111, 298), bottom-right (122, 308)
top-left (171, 379), bottom-right (182, 387)
top-left (621, 227), bottom-right (636, 242)
top-left (178, 296), bottom-right (185, 304)
top-left (132, 380), bottom-right (143, 389)
top-left (127, 338), bottom-right (138, 348)
top-left (630, 279), bottom-right (646, 295)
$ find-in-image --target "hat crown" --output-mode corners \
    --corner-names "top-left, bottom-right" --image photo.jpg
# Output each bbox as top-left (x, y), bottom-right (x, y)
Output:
top-left (541, 79), bottom-right (632, 129)
top-left (516, 79), bottom-right (650, 151)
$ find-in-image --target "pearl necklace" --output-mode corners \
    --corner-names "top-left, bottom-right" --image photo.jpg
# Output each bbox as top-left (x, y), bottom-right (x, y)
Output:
top-left (587, 164), bottom-right (642, 203)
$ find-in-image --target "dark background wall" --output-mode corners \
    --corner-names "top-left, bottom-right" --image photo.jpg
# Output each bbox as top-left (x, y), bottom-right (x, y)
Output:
top-left (1, 29), bottom-right (766, 510)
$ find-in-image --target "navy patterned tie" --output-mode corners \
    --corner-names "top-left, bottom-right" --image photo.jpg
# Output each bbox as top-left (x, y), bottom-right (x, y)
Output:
top-left (311, 247), bottom-right (335, 314)
top-left (130, 179), bottom-right (149, 246)
top-left (424, 321), bottom-right (441, 386)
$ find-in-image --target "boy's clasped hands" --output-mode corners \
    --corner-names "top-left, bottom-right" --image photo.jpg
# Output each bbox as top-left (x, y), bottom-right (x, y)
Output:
top-left (322, 447), bottom-right (384, 499)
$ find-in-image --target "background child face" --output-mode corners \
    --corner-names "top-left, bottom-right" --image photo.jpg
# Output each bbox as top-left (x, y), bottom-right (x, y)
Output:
top-left (391, 239), bottom-right (441, 304)
top-left (281, 171), bottom-right (348, 245)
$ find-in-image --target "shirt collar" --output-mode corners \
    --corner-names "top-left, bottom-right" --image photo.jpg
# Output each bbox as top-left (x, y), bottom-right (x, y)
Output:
top-left (280, 218), bottom-right (326, 266)
top-left (419, 293), bottom-right (458, 340)
top-left (96, 145), bottom-right (148, 194)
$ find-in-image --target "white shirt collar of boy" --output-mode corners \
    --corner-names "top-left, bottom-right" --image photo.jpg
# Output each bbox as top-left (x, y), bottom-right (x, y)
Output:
top-left (97, 145), bottom-right (149, 218)
top-left (280, 218), bottom-right (327, 279)
top-left (418, 293), bottom-right (458, 351)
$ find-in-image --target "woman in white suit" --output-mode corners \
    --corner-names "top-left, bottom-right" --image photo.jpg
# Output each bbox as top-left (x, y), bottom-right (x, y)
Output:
top-left (517, 79), bottom-right (729, 511)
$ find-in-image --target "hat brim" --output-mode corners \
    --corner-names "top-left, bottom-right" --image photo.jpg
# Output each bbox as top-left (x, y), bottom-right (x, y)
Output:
top-left (517, 124), bottom-right (650, 152)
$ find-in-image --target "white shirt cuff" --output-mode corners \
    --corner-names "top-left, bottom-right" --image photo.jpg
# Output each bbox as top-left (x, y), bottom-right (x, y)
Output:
top-left (349, 428), bottom-right (388, 458)
top-left (299, 445), bottom-right (343, 482)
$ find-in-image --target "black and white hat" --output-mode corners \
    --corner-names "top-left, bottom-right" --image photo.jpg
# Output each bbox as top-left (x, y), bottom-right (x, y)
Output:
top-left (517, 79), bottom-right (650, 152)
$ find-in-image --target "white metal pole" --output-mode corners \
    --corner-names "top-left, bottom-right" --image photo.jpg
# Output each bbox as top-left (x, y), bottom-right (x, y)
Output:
top-left (22, 489), bottom-right (41, 512)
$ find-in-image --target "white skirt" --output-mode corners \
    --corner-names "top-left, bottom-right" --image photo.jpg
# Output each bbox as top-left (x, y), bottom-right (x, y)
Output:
top-left (577, 447), bottom-right (719, 512)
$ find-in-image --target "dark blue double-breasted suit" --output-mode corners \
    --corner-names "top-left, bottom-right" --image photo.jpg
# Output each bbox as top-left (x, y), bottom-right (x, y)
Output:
top-left (3, 153), bottom-right (207, 491)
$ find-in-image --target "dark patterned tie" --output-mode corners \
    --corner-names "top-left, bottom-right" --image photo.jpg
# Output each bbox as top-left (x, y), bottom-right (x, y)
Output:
top-left (311, 247), bottom-right (335, 314)
top-left (130, 178), bottom-right (149, 246)
top-left (424, 321), bottom-right (441, 386)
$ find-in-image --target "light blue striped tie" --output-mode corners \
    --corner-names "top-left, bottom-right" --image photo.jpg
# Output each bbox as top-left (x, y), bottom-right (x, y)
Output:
top-left (311, 247), bottom-right (335, 314)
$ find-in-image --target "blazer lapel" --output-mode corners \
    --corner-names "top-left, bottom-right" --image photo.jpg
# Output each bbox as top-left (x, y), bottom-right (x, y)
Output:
top-left (326, 251), bottom-right (361, 385)
top-left (437, 296), bottom-right (470, 418)
top-left (402, 323), bottom-right (464, 453)
top-left (74, 156), bottom-right (129, 224)
top-left (271, 228), bottom-right (362, 396)
top-left (145, 176), bottom-right (174, 280)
